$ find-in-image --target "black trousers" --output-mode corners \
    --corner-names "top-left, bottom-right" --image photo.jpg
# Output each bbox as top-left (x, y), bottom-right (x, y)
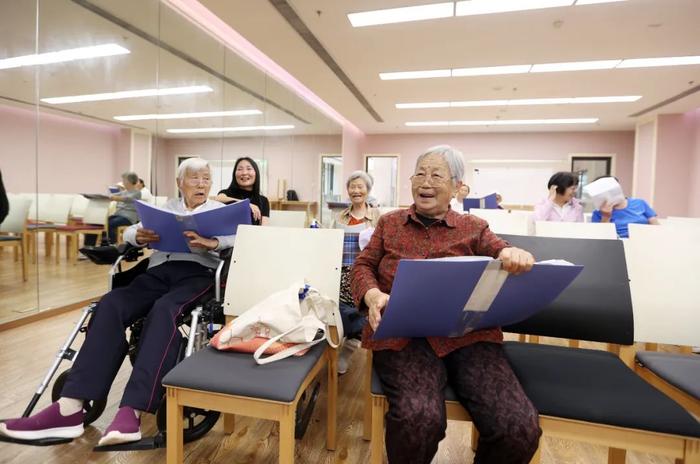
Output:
top-left (61, 261), bottom-right (213, 413)
top-left (374, 339), bottom-right (542, 464)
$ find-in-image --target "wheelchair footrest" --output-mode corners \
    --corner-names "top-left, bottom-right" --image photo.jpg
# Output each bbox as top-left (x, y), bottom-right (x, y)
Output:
top-left (294, 381), bottom-right (321, 440)
top-left (0, 433), bottom-right (73, 446)
top-left (92, 433), bottom-right (165, 452)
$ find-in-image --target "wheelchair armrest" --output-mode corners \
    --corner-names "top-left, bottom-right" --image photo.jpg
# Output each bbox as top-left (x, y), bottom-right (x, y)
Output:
top-left (116, 243), bottom-right (144, 262)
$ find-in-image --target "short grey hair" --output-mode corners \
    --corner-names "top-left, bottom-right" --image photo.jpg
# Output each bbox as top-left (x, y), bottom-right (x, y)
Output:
top-left (415, 145), bottom-right (465, 185)
top-left (346, 170), bottom-right (373, 192)
top-left (122, 171), bottom-right (138, 185)
top-left (177, 158), bottom-right (210, 182)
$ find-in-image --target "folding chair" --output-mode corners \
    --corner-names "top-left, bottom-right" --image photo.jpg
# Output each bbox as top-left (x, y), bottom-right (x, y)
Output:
top-left (162, 225), bottom-right (344, 463)
top-left (500, 234), bottom-right (700, 464)
top-left (54, 198), bottom-right (108, 264)
top-left (0, 194), bottom-right (32, 281)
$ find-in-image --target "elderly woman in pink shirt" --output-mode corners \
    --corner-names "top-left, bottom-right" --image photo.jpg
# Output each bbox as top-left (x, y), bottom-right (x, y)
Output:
top-left (533, 172), bottom-right (584, 222)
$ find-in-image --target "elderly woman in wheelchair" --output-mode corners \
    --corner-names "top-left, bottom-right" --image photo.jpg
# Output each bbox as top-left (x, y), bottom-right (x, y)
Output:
top-left (0, 158), bottom-right (237, 447)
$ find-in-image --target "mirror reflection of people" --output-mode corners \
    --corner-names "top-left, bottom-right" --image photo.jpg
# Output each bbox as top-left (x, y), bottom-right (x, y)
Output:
top-left (591, 176), bottom-right (659, 238)
top-left (449, 183), bottom-right (470, 213)
top-left (136, 178), bottom-right (154, 203)
top-left (495, 191), bottom-right (505, 209)
top-left (330, 171), bottom-right (380, 374)
top-left (533, 172), bottom-right (583, 222)
top-left (215, 157), bottom-right (270, 226)
top-left (0, 158), bottom-right (235, 446)
top-left (85, 172), bottom-right (142, 246)
top-left (352, 145), bottom-right (541, 464)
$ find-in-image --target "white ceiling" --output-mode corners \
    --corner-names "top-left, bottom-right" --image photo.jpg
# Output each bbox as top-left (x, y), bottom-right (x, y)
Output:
top-left (198, 0), bottom-right (700, 133)
top-left (0, 0), bottom-right (341, 137)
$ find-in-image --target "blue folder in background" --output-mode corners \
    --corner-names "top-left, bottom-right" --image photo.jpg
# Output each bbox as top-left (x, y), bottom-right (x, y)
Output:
top-left (463, 193), bottom-right (498, 212)
top-left (373, 257), bottom-right (583, 339)
top-left (134, 199), bottom-right (251, 253)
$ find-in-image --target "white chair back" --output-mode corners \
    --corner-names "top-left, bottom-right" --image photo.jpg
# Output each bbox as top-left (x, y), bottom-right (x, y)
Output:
top-left (25, 193), bottom-right (51, 221)
top-left (665, 216), bottom-right (700, 227)
top-left (0, 194), bottom-right (32, 234)
top-left (155, 196), bottom-right (168, 207)
top-left (268, 210), bottom-right (307, 228)
top-left (470, 209), bottom-right (532, 235)
top-left (225, 226), bottom-right (343, 331)
top-left (41, 194), bottom-right (74, 224)
top-left (624, 223), bottom-right (700, 346)
top-left (70, 195), bottom-right (90, 219)
top-left (535, 221), bottom-right (617, 239)
top-left (82, 199), bottom-right (110, 226)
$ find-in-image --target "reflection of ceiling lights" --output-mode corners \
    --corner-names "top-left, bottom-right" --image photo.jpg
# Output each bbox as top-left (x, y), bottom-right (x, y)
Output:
top-left (397, 96), bottom-right (641, 108)
top-left (0, 43), bottom-right (129, 70)
top-left (114, 109), bottom-right (262, 121)
top-left (41, 85), bottom-right (213, 104)
top-left (348, 1), bottom-right (627, 27)
top-left (406, 118), bottom-right (598, 126)
top-left (380, 56), bottom-right (700, 80)
top-left (167, 125), bottom-right (295, 134)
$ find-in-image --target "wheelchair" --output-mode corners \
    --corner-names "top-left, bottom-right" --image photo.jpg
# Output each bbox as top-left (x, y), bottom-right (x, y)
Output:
top-left (0, 243), bottom-right (228, 451)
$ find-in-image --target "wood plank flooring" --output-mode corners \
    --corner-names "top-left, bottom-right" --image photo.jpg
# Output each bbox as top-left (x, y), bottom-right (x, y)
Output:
top-left (0, 311), bottom-right (680, 464)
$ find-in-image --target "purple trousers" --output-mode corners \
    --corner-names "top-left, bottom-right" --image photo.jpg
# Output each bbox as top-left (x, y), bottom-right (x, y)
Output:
top-left (374, 339), bottom-right (541, 464)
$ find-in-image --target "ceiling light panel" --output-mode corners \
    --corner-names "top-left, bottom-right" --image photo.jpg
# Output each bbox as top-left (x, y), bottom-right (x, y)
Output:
top-left (41, 85), bottom-right (213, 104)
top-left (379, 69), bottom-right (451, 80)
top-left (167, 125), bottom-right (295, 134)
top-left (114, 109), bottom-right (262, 121)
top-left (348, 2), bottom-right (454, 27)
top-left (575, 0), bottom-right (628, 5)
top-left (530, 60), bottom-right (621, 72)
top-left (455, 0), bottom-right (572, 17)
top-left (617, 56), bottom-right (700, 68)
top-left (0, 43), bottom-right (129, 70)
top-left (396, 96), bottom-right (640, 108)
top-left (452, 64), bottom-right (531, 76)
top-left (406, 118), bottom-right (598, 126)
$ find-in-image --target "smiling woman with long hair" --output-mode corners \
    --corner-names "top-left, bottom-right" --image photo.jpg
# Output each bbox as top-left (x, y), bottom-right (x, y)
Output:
top-left (215, 157), bottom-right (270, 226)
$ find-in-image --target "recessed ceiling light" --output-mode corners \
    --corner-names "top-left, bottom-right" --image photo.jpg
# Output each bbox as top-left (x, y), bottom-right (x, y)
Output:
top-left (617, 56), bottom-right (700, 68)
top-left (41, 85), bottom-right (213, 104)
top-left (379, 69), bottom-right (452, 80)
top-left (575, 0), bottom-right (627, 5)
top-left (452, 64), bottom-right (532, 77)
top-left (455, 0), bottom-right (572, 17)
top-left (396, 102), bottom-right (452, 109)
top-left (405, 121), bottom-right (451, 127)
top-left (530, 60), bottom-right (622, 72)
top-left (114, 109), bottom-right (262, 121)
top-left (348, 2), bottom-right (454, 27)
top-left (0, 43), bottom-right (129, 70)
top-left (167, 124), bottom-right (295, 134)
top-left (406, 118), bottom-right (598, 126)
top-left (397, 96), bottom-right (640, 108)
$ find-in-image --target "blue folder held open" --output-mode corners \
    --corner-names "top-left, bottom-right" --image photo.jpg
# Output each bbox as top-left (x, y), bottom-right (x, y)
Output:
top-left (463, 193), bottom-right (499, 212)
top-left (134, 199), bottom-right (252, 253)
top-left (373, 256), bottom-right (583, 339)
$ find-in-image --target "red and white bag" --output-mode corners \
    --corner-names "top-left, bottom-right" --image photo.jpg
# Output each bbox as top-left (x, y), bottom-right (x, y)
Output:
top-left (210, 281), bottom-right (341, 364)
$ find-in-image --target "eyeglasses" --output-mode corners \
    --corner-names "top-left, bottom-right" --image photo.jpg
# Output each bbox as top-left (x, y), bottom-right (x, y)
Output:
top-left (410, 172), bottom-right (451, 186)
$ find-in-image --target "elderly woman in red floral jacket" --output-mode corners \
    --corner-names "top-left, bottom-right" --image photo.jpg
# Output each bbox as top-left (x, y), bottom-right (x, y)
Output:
top-left (352, 145), bottom-right (542, 464)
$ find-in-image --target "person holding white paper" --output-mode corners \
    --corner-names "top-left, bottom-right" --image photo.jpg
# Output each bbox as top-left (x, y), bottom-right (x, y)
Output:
top-left (533, 172), bottom-right (584, 222)
top-left (352, 145), bottom-right (541, 464)
top-left (0, 158), bottom-right (236, 447)
top-left (590, 176), bottom-right (659, 238)
top-left (331, 170), bottom-right (381, 374)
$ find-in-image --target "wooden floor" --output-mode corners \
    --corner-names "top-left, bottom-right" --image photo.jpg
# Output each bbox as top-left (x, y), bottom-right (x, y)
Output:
top-left (0, 310), bottom-right (679, 464)
top-left (0, 240), bottom-right (110, 323)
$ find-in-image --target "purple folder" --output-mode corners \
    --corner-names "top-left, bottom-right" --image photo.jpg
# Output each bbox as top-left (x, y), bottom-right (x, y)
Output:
top-left (134, 199), bottom-right (251, 253)
top-left (373, 257), bottom-right (583, 339)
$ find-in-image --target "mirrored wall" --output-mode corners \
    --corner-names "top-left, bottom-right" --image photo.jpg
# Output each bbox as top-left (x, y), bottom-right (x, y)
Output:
top-left (0, 0), bottom-right (342, 324)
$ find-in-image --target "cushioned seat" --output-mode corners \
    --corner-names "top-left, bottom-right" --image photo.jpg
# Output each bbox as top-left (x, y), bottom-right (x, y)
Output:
top-left (0, 236), bottom-right (21, 242)
top-left (54, 224), bottom-right (102, 231)
top-left (504, 342), bottom-right (700, 438)
top-left (163, 344), bottom-right (326, 403)
top-left (371, 368), bottom-right (460, 402)
top-left (636, 351), bottom-right (700, 400)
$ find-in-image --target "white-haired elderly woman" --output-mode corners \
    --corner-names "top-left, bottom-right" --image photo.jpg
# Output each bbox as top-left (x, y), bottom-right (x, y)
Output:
top-left (330, 170), bottom-right (381, 374)
top-left (352, 146), bottom-right (542, 464)
top-left (0, 158), bottom-right (236, 447)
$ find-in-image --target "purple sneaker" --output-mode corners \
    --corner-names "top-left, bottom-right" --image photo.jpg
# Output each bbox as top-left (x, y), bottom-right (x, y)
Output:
top-left (0, 402), bottom-right (84, 440)
top-left (97, 406), bottom-right (141, 446)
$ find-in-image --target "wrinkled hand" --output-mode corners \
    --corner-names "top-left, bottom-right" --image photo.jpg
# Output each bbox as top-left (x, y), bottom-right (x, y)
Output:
top-left (498, 247), bottom-right (535, 275)
top-left (548, 185), bottom-right (558, 202)
top-left (135, 228), bottom-right (160, 245)
top-left (183, 231), bottom-right (219, 250)
top-left (250, 204), bottom-right (262, 222)
top-left (364, 288), bottom-right (390, 331)
top-left (600, 201), bottom-right (613, 218)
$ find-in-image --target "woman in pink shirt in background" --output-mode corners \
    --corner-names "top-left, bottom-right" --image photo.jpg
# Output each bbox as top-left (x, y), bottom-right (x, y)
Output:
top-left (533, 172), bottom-right (584, 222)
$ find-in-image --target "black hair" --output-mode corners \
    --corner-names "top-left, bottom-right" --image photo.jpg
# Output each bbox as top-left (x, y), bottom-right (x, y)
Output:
top-left (227, 157), bottom-right (262, 204)
top-left (138, 178), bottom-right (145, 187)
top-left (547, 172), bottom-right (579, 195)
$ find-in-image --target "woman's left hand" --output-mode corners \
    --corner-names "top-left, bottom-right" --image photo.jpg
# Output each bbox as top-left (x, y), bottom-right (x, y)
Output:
top-left (250, 204), bottom-right (262, 222)
top-left (183, 231), bottom-right (219, 250)
top-left (498, 247), bottom-right (535, 275)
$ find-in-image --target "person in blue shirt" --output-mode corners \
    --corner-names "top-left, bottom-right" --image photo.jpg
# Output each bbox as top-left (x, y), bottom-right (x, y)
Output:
top-left (591, 178), bottom-right (660, 238)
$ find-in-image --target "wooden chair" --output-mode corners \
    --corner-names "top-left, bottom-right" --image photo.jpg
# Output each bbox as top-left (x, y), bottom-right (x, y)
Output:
top-left (500, 234), bottom-right (700, 464)
top-left (26, 194), bottom-right (74, 262)
top-left (0, 194), bottom-right (32, 281)
top-left (635, 351), bottom-right (700, 418)
top-left (54, 199), bottom-right (108, 264)
top-left (162, 226), bottom-right (344, 464)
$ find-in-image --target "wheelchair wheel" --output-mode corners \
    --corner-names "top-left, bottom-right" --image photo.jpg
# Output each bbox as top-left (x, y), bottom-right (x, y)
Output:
top-left (156, 401), bottom-right (220, 443)
top-left (51, 369), bottom-right (107, 426)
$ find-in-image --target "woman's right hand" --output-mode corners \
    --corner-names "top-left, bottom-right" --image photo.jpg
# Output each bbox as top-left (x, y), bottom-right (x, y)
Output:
top-left (364, 288), bottom-right (390, 331)
top-left (135, 228), bottom-right (160, 245)
top-left (548, 185), bottom-right (558, 202)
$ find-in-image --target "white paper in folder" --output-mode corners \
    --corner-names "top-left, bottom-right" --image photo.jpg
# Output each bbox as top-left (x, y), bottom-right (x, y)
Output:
top-left (582, 177), bottom-right (625, 210)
